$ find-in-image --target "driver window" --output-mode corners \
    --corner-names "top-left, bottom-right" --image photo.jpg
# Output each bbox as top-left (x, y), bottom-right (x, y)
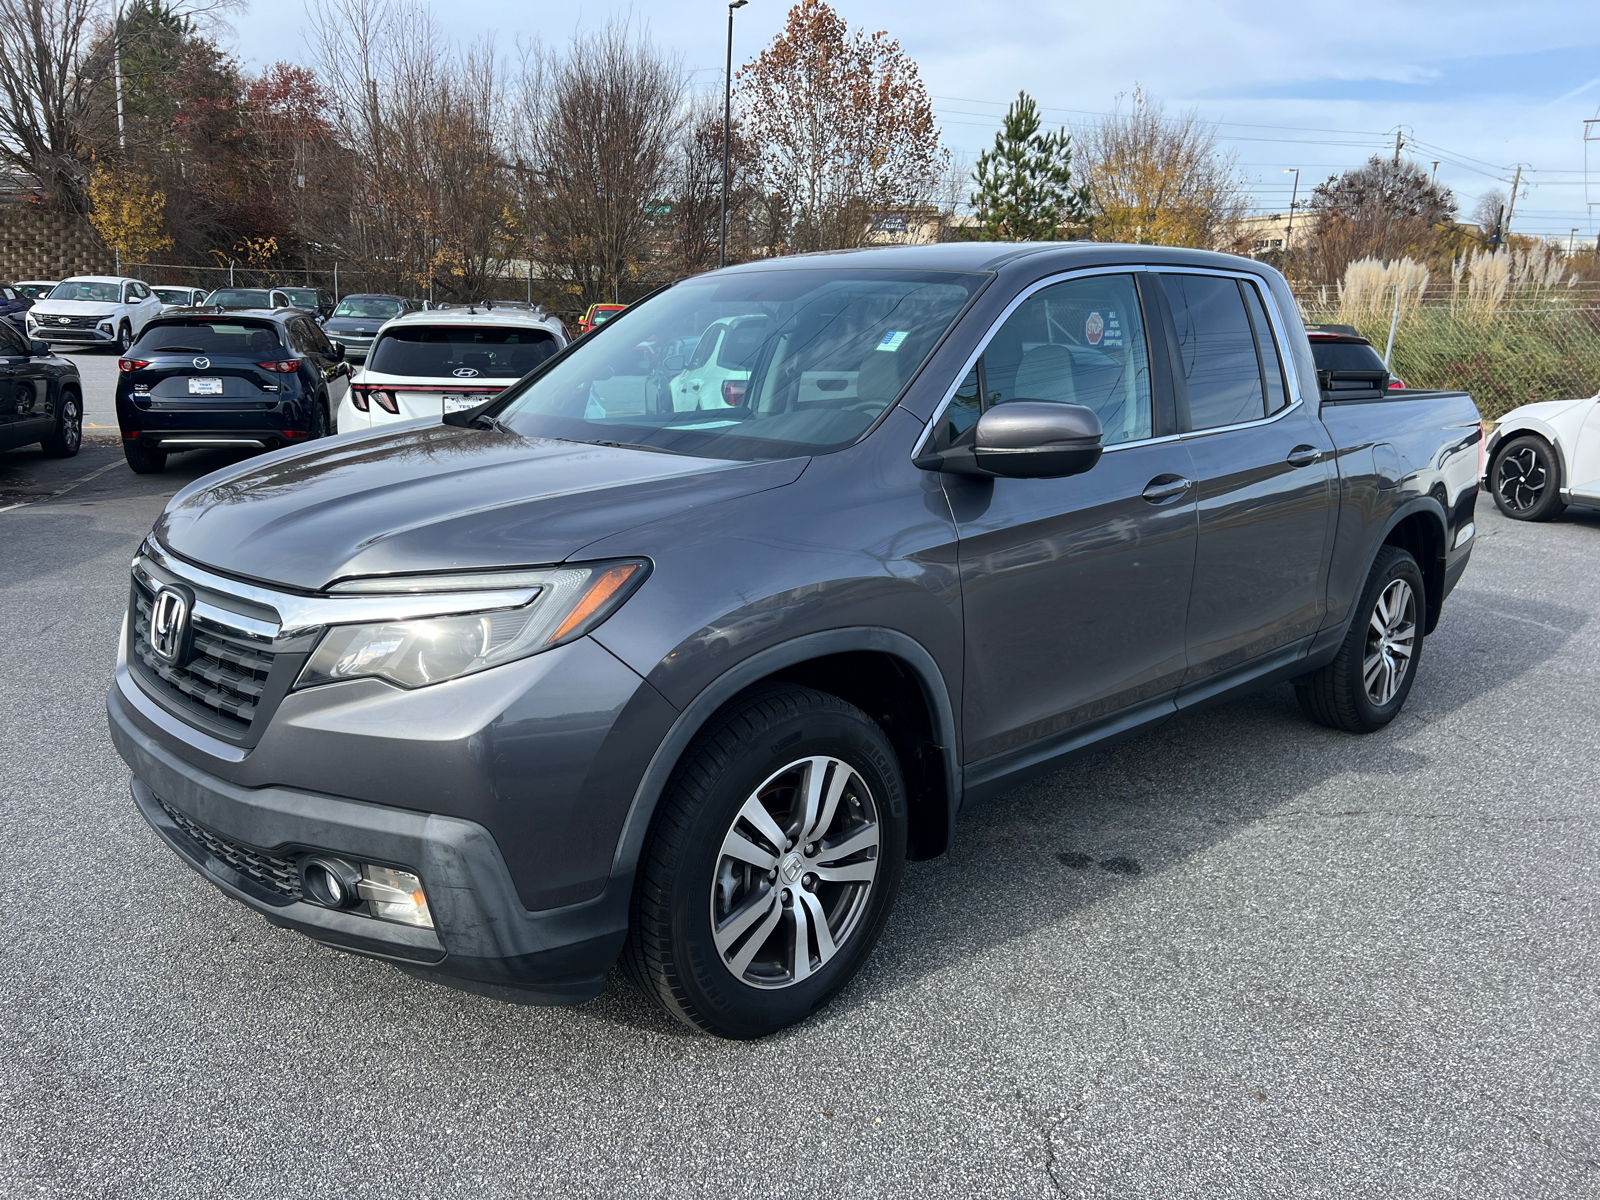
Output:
top-left (956, 273), bottom-right (1153, 447)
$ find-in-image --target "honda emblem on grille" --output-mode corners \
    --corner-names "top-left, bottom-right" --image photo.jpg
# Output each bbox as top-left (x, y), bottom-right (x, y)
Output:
top-left (149, 587), bottom-right (191, 663)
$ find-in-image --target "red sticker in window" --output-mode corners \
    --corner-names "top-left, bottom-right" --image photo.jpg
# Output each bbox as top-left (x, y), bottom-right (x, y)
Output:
top-left (1085, 312), bottom-right (1104, 346)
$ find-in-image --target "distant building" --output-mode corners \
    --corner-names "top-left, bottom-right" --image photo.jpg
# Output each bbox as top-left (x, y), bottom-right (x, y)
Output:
top-left (1236, 212), bottom-right (1310, 257)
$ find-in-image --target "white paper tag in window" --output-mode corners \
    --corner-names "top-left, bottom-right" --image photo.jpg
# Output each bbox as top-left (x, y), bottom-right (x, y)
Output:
top-left (876, 330), bottom-right (908, 352)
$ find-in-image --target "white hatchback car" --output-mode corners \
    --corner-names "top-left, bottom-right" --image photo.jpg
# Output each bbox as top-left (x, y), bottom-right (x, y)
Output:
top-left (1483, 389), bottom-right (1600, 521)
top-left (25, 275), bottom-right (164, 353)
top-left (335, 306), bottom-right (567, 432)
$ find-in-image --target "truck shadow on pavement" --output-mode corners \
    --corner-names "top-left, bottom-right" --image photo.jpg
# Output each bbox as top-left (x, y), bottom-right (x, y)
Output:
top-left (568, 585), bottom-right (1588, 1038)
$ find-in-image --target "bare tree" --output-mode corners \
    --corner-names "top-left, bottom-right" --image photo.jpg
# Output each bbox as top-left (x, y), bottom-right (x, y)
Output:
top-left (1078, 87), bottom-right (1249, 250)
top-left (308, 0), bottom-right (514, 298)
top-left (663, 96), bottom-right (757, 276)
top-left (737, 0), bottom-right (948, 253)
top-left (1300, 155), bottom-right (1456, 283)
top-left (1471, 189), bottom-right (1508, 238)
top-left (514, 22), bottom-right (685, 306)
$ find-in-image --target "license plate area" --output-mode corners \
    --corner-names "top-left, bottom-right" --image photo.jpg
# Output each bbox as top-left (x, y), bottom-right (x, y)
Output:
top-left (188, 377), bottom-right (224, 395)
top-left (444, 393), bottom-right (490, 413)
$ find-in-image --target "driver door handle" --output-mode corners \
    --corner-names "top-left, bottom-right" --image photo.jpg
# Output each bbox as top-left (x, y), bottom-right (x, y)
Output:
top-left (1287, 445), bottom-right (1322, 468)
top-left (1142, 474), bottom-right (1193, 504)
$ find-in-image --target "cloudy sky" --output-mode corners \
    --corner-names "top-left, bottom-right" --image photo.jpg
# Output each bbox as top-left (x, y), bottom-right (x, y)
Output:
top-left (225, 0), bottom-right (1600, 244)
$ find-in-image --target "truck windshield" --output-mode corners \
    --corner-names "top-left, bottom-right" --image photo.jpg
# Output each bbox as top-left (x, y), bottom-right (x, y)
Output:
top-left (496, 269), bottom-right (984, 461)
top-left (368, 326), bottom-right (560, 378)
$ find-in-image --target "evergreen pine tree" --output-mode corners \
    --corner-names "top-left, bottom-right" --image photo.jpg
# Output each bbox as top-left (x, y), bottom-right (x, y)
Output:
top-left (970, 91), bottom-right (1092, 241)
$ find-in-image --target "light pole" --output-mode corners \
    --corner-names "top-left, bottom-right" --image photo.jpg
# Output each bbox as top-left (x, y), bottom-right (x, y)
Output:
top-left (1571, 228), bottom-right (1580, 257)
top-left (1282, 168), bottom-right (1300, 245)
top-left (720, 0), bottom-right (748, 270)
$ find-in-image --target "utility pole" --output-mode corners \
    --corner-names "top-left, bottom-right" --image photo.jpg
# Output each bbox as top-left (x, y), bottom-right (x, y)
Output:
top-left (1283, 168), bottom-right (1300, 244)
top-left (1379, 128), bottom-right (1405, 261)
top-left (1570, 228), bottom-right (1579, 257)
top-left (1430, 161), bottom-right (1439, 185)
top-left (719, 0), bottom-right (748, 270)
top-left (1502, 164), bottom-right (1524, 245)
top-left (112, 0), bottom-right (125, 274)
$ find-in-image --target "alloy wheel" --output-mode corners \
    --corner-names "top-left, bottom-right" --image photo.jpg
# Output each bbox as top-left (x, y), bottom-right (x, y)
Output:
top-left (61, 398), bottom-right (81, 451)
top-left (709, 755), bottom-right (881, 990)
top-left (1364, 578), bottom-right (1416, 707)
top-left (1496, 446), bottom-right (1545, 512)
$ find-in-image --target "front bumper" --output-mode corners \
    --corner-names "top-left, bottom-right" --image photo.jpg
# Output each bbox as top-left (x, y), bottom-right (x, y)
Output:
top-left (108, 682), bottom-right (630, 1003)
top-left (33, 326), bottom-right (115, 344)
top-left (332, 334), bottom-right (375, 360)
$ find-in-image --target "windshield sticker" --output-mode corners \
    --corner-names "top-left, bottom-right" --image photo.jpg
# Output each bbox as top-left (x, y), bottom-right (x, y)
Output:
top-left (876, 330), bottom-right (909, 352)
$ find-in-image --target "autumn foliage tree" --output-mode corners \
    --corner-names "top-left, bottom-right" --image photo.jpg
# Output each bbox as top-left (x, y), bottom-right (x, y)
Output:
top-left (1079, 88), bottom-right (1248, 249)
top-left (88, 164), bottom-right (173, 261)
top-left (1301, 156), bottom-right (1457, 284)
top-left (737, 0), bottom-right (948, 253)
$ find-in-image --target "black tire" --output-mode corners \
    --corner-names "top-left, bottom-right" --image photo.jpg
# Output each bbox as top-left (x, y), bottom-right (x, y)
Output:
top-left (1490, 435), bottom-right (1566, 521)
top-left (40, 388), bottom-right (82, 458)
top-left (1295, 545), bottom-right (1425, 733)
top-left (122, 438), bottom-right (167, 474)
top-left (625, 684), bottom-right (907, 1038)
top-left (112, 323), bottom-right (132, 355)
top-left (309, 394), bottom-right (329, 439)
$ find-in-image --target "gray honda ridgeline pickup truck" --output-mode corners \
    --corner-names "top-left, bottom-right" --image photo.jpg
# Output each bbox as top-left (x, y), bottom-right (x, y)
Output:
top-left (109, 244), bottom-right (1480, 1037)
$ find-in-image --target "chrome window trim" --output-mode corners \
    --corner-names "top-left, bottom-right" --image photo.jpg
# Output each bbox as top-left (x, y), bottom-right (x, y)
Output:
top-left (913, 264), bottom-right (1160, 459)
top-left (137, 540), bottom-right (539, 639)
top-left (913, 262), bottom-right (1307, 461)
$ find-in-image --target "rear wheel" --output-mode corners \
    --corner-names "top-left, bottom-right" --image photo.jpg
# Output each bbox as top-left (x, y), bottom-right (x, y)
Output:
top-left (1295, 545), bottom-right (1424, 733)
top-left (625, 684), bottom-right (907, 1038)
top-left (309, 394), bottom-right (329, 439)
top-left (40, 390), bottom-right (82, 457)
top-left (122, 438), bottom-right (167, 474)
top-left (1490, 435), bottom-right (1566, 521)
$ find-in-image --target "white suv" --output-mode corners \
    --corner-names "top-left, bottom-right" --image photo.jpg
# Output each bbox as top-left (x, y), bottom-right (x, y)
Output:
top-left (25, 276), bottom-right (164, 354)
top-left (336, 305), bottom-right (567, 432)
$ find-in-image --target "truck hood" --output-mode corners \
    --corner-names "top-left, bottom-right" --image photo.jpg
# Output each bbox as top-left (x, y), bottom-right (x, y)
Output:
top-left (153, 423), bottom-right (806, 591)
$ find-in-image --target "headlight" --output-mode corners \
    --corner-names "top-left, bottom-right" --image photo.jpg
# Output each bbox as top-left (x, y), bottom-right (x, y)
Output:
top-left (295, 560), bottom-right (647, 690)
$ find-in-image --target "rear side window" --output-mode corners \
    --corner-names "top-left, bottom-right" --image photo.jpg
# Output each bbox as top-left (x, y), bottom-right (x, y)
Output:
top-left (1159, 274), bottom-right (1265, 431)
top-left (367, 326), bottom-right (560, 378)
top-left (130, 320), bottom-right (286, 357)
top-left (0, 321), bottom-right (26, 354)
top-left (1241, 283), bottom-right (1290, 414)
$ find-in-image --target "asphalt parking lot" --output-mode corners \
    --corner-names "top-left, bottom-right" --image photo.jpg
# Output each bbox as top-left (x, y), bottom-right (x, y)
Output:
top-left (2, 435), bottom-right (1597, 1198)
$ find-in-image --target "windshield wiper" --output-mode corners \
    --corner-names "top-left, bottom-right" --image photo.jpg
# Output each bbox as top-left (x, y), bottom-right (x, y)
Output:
top-left (583, 439), bottom-right (689, 456)
top-left (471, 411), bottom-right (509, 433)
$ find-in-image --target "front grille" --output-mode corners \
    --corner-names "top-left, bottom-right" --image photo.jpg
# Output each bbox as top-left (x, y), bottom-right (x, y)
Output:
top-left (157, 796), bottom-right (302, 901)
top-left (45, 314), bottom-right (106, 329)
top-left (130, 578), bottom-right (276, 734)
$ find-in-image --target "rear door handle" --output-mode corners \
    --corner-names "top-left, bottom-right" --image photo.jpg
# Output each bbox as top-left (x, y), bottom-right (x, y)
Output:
top-left (1142, 474), bottom-right (1193, 504)
top-left (1287, 445), bottom-right (1322, 468)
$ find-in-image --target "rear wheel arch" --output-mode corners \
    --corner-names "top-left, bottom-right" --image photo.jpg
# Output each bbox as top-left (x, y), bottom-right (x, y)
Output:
top-left (1377, 504), bottom-right (1446, 633)
top-left (611, 629), bottom-right (960, 883)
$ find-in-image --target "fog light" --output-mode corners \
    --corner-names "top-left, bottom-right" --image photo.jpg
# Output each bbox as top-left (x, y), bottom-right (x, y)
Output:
top-left (301, 856), bottom-right (363, 909)
top-left (357, 864), bottom-right (433, 928)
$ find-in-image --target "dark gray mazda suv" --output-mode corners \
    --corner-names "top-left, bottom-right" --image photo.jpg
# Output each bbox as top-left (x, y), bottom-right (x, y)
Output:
top-left (109, 243), bottom-right (1479, 1037)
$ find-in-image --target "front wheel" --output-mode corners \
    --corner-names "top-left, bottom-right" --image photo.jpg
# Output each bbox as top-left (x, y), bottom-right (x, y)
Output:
top-left (1490, 435), bottom-right (1566, 521)
top-left (1295, 545), bottom-right (1424, 733)
top-left (112, 323), bottom-right (132, 355)
top-left (625, 684), bottom-right (907, 1038)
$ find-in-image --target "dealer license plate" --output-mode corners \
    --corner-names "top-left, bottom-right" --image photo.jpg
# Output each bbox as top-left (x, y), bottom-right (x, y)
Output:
top-left (188, 377), bottom-right (223, 395)
top-left (444, 393), bottom-right (490, 413)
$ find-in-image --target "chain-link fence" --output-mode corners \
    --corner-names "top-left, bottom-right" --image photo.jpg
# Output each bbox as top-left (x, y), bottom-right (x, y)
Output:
top-left (1294, 291), bottom-right (1600, 421)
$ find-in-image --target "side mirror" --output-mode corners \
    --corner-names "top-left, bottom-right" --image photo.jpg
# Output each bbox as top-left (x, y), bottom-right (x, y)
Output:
top-left (916, 401), bottom-right (1103, 479)
top-left (661, 354), bottom-right (685, 372)
top-left (29, 339), bottom-right (51, 357)
top-left (331, 341), bottom-right (346, 359)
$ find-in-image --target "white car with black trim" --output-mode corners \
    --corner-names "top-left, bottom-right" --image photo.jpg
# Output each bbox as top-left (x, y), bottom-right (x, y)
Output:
top-left (336, 305), bottom-right (567, 432)
top-left (25, 276), bottom-right (165, 354)
top-left (1482, 388), bottom-right (1600, 521)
